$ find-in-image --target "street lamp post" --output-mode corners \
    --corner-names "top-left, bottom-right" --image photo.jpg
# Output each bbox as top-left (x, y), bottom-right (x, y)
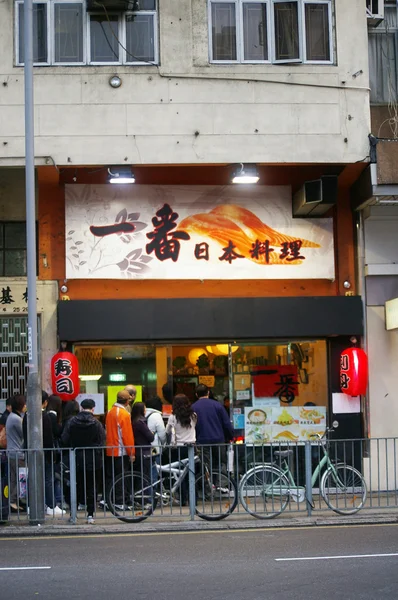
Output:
top-left (24, 0), bottom-right (44, 524)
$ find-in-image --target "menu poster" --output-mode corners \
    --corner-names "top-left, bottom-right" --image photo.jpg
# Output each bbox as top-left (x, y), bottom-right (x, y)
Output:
top-left (245, 406), bottom-right (326, 444)
top-left (244, 407), bottom-right (272, 444)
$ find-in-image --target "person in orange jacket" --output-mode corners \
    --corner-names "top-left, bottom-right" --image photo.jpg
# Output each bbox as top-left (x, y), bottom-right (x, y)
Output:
top-left (105, 390), bottom-right (135, 508)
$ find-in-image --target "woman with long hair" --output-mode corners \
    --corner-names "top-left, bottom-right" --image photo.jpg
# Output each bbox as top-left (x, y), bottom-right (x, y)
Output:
top-left (165, 394), bottom-right (197, 506)
top-left (131, 402), bottom-right (154, 480)
top-left (47, 395), bottom-right (63, 440)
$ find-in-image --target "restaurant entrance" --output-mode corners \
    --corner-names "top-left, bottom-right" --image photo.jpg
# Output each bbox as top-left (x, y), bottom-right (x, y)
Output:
top-left (74, 339), bottom-right (329, 444)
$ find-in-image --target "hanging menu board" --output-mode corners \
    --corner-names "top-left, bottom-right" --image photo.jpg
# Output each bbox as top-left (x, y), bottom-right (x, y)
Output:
top-left (244, 406), bottom-right (326, 444)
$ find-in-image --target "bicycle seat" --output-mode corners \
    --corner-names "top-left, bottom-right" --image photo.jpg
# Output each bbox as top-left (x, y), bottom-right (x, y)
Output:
top-left (273, 450), bottom-right (294, 458)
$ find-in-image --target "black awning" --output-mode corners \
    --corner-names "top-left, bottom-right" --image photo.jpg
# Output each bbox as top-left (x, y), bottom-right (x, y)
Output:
top-left (57, 296), bottom-right (364, 342)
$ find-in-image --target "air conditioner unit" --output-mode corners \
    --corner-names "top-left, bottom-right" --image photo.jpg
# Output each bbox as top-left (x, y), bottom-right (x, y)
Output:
top-left (366, 0), bottom-right (385, 27)
top-left (292, 176), bottom-right (338, 218)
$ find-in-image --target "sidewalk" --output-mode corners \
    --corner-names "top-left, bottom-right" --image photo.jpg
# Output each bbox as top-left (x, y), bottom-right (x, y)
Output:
top-left (1, 508), bottom-right (398, 538)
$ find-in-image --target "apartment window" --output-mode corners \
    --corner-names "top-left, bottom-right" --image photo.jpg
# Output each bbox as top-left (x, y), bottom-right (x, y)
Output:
top-left (15, 0), bottom-right (158, 65)
top-left (209, 0), bottom-right (332, 64)
top-left (0, 223), bottom-right (27, 277)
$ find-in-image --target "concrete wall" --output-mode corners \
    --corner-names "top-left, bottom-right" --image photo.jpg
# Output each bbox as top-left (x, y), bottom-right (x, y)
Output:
top-left (364, 206), bottom-right (398, 268)
top-left (365, 207), bottom-right (398, 443)
top-left (0, 0), bottom-right (370, 166)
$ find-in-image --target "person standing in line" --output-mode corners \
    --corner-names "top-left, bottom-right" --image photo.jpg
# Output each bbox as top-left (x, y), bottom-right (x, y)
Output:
top-left (46, 394), bottom-right (64, 507)
top-left (61, 398), bottom-right (105, 524)
top-left (191, 384), bottom-right (234, 482)
top-left (0, 397), bottom-right (13, 431)
top-left (23, 391), bottom-right (66, 516)
top-left (6, 395), bottom-right (27, 512)
top-left (131, 402), bottom-right (154, 482)
top-left (59, 400), bottom-right (80, 508)
top-left (165, 394), bottom-right (197, 506)
top-left (145, 396), bottom-right (166, 481)
top-left (0, 397), bottom-right (13, 451)
top-left (124, 384), bottom-right (137, 413)
top-left (105, 390), bottom-right (135, 508)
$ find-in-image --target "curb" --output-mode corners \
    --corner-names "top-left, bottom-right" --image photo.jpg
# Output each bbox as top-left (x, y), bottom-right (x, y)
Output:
top-left (1, 513), bottom-right (398, 538)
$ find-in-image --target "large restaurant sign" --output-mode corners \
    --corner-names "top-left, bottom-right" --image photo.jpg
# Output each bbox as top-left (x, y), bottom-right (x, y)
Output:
top-left (65, 185), bottom-right (335, 280)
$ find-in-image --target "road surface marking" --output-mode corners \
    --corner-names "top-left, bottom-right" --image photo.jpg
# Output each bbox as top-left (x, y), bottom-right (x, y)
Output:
top-left (0, 522), bottom-right (397, 542)
top-left (0, 566), bottom-right (51, 571)
top-left (276, 553), bottom-right (398, 562)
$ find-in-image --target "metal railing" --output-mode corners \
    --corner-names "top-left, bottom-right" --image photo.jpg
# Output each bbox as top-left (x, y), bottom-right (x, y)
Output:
top-left (2, 438), bottom-right (398, 525)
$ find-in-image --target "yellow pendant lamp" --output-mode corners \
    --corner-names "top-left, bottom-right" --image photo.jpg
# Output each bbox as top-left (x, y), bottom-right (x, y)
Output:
top-left (188, 348), bottom-right (207, 365)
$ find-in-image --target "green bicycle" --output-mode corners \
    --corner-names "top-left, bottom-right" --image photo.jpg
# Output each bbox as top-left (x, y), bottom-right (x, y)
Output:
top-left (238, 424), bottom-right (367, 519)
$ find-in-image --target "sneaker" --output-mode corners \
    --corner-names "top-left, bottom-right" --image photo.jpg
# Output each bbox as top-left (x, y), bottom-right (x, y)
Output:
top-left (99, 500), bottom-right (109, 509)
top-left (77, 503), bottom-right (86, 511)
top-left (46, 506), bottom-right (66, 516)
top-left (87, 516), bottom-right (95, 524)
top-left (216, 487), bottom-right (229, 494)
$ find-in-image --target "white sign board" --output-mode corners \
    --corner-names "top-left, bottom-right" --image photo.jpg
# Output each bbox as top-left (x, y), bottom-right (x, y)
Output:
top-left (76, 393), bottom-right (105, 415)
top-left (386, 297), bottom-right (398, 331)
top-left (65, 185), bottom-right (335, 280)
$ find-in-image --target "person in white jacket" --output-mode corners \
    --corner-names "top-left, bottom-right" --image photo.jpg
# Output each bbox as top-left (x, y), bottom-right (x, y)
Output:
top-left (145, 396), bottom-right (167, 483)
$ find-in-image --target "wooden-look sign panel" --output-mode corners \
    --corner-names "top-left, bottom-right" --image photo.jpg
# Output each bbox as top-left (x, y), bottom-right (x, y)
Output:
top-left (65, 185), bottom-right (335, 281)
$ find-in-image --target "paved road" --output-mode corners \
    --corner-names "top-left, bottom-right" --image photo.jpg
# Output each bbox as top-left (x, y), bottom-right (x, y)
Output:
top-left (1, 524), bottom-right (398, 600)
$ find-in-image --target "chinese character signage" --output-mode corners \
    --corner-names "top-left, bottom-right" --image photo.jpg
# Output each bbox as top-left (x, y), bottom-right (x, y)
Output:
top-left (244, 406), bottom-right (326, 444)
top-left (252, 365), bottom-right (299, 404)
top-left (0, 281), bottom-right (44, 314)
top-left (65, 185), bottom-right (334, 280)
top-left (340, 347), bottom-right (368, 397)
top-left (51, 352), bottom-right (80, 401)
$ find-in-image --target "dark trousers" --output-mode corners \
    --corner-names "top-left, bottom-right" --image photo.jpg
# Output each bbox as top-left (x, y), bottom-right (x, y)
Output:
top-left (105, 456), bottom-right (130, 505)
top-left (200, 445), bottom-right (227, 486)
top-left (77, 468), bottom-right (99, 517)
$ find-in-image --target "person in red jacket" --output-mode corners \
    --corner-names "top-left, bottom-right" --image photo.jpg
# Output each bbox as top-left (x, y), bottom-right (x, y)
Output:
top-left (105, 390), bottom-right (135, 508)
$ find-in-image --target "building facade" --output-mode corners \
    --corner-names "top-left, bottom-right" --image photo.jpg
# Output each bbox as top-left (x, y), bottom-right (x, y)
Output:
top-left (0, 1), bottom-right (373, 445)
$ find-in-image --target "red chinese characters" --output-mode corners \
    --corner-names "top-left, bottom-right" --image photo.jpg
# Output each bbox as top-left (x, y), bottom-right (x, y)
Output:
top-left (252, 365), bottom-right (299, 404)
top-left (51, 352), bottom-right (80, 401)
top-left (340, 347), bottom-right (368, 396)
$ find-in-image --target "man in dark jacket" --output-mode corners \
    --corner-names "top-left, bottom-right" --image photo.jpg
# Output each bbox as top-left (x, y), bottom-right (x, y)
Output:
top-left (61, 398), bottom-right (105, 524)
top-left (23, 391), bottom-right (65, 516)
top-left (191, 384), bottom-right (234, 484)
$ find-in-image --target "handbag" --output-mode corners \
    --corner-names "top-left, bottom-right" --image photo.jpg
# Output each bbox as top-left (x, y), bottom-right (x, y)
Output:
top-left (166, 416), bottom-right (177, 447)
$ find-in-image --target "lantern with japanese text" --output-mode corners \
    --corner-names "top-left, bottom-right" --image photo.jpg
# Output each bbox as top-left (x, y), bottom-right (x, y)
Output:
top-left (51, 352), bottom-right (80, 401)
top-left (340, 347), bottom-right (368, 396)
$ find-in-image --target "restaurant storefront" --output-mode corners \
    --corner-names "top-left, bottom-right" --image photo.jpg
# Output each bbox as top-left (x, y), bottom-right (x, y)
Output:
top-left (36, 164), bottom-right (366, 444)
top-left (58, 295), bottom-right (364, 443)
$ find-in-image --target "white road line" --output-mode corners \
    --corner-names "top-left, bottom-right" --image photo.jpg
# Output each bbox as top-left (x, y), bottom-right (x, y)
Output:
top-left (276, 553), bottom-right (398, 562)
top-left (0, 566), bottom-right (51, 571)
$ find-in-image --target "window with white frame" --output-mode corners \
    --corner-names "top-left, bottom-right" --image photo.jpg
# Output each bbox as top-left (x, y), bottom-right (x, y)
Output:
top-left (15, 0), bottom-right (158, 65)
top-left (209, 0), bottom-right (333, 64)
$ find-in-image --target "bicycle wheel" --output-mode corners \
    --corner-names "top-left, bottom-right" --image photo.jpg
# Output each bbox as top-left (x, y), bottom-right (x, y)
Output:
top-left (108, 472), bottom-right (157, 523)
top-left (239, 465), bottom-right (290, 519)
top-left (321, 463), bottom-right (367, 515)
top-left (195, 472), bottom-right (238, 521)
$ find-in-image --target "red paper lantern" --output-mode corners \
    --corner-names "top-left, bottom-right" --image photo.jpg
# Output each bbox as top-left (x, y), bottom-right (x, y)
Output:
top-left (340, 347), bottom-right (368, 396)
top-left (51, 351), bottom-right (80, 401)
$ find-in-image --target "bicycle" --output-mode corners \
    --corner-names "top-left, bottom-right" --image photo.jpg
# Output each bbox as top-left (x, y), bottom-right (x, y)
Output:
top-left (108, 451), bottom-right (238, 523)
top-left (238, 424), bottom-right (367, 519)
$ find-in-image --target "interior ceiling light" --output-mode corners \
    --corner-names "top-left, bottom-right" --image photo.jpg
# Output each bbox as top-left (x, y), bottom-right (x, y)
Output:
top-left (108, 166), bottom-right (135, 184)
top-left (232, 164), bottom-right (259, 184)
